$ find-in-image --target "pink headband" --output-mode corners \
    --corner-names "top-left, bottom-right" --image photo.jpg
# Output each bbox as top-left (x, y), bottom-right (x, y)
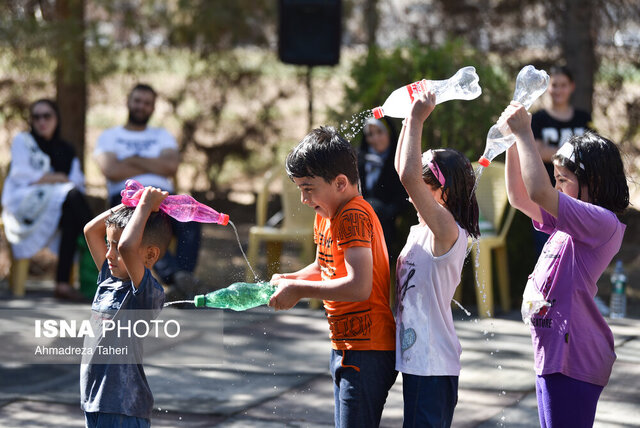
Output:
top-left (422, 150), bottom-right (445, 187)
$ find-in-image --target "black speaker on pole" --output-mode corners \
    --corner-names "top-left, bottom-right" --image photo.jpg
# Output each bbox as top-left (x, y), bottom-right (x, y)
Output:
top-left (278, 0), bottom-right (342, 66)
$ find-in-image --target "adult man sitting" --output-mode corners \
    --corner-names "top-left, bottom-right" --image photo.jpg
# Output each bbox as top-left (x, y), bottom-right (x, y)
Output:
top-left (94, 83), bottom-right (201, 295)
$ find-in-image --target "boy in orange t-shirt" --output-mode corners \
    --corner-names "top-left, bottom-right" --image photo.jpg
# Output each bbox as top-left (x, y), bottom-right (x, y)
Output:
top-left (268, 126), bottom-right (396, 427)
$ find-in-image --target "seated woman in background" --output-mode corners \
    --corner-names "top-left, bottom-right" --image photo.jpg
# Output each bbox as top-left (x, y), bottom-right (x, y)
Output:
top-left (358, 117), bottom-right (409, 261)
top-left (1, 99), bottom-right (92, 300)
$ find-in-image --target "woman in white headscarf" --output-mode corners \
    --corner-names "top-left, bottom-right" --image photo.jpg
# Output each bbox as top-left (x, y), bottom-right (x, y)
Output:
top-left (2, 99), bottom-right (92, 300)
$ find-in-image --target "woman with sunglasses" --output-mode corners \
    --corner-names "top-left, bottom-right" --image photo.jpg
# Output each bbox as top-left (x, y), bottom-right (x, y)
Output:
top-left (2, 99), bottom-right (92, 301)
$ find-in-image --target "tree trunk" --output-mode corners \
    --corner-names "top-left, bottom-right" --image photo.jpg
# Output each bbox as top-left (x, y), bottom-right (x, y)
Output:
top-left (363, 0), bottom-right (379, 48)
top-left (557, 0), bottom-right (597, 113)
top-left (55, 0), bottom-right (87, 168)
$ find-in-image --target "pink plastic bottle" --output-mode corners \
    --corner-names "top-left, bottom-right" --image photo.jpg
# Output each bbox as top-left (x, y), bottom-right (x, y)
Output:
top-left (120, 179), bottom-right (229, 225)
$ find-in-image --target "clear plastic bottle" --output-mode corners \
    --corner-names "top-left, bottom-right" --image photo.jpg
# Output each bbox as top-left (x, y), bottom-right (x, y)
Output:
top-left (120, 179), bottom-right (229, 225)
top-left (194, 282), bottom-right (277, 311)
top-left (609, 260), bottom-right (627, 319)
top-left (372, 66), bottom-right (481, 119)
top-left (478, 65), bottom-right (549, 167)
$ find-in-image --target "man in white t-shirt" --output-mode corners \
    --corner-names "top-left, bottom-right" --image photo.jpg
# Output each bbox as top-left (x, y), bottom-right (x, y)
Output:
top-left (94, 84), bottom-right (201, 295)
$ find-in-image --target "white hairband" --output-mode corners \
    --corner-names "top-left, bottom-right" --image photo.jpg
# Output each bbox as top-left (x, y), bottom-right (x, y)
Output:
top-left (556, 143), bottom-right (585, 170)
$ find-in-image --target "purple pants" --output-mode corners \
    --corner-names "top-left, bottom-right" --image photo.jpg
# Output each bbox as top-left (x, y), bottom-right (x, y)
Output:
top-left (536, 373), bottom-right (604, 428)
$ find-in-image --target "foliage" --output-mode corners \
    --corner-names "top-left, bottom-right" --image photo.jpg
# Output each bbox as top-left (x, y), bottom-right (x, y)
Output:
top-left (0, 0), bottom-right (286, 194)
top-left (331, 40), bottom-right (512, 160)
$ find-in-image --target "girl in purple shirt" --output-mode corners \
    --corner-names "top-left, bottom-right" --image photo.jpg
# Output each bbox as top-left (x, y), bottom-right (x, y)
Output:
top-left (501, 101), bottom-right (629, 428)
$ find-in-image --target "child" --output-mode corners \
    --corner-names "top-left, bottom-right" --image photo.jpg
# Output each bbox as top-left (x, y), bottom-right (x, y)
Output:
top-left (394, 90), bottom-right (480, 427)
top-left (268, 126), bottom-right (396, 428)
top-left (502, 101), bottom-right (629, 427)
top-left (81, 187), bottom-right (172, 428)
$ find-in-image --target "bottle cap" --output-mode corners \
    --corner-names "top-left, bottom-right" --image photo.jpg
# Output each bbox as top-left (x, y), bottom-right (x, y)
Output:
top-left (478, 156), bottom-right (490, 167)
top-left (194, 295), bottom-right (205, 307)
top-left (372, 107), bottom-right (384, 119)
top-left (218, 213), bottom-right (229, 226)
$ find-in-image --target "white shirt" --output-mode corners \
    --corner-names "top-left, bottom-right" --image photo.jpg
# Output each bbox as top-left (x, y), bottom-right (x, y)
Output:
top-left (94, 126), bottom-right (178, 197)
top-left (395, 223), bottom-right (467, 376)
top-left (1, 132), bottom-right (84, 258)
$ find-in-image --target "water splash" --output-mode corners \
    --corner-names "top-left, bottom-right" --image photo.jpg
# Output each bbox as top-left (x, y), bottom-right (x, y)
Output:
top-left (164, 300), bottom-right (194, 307)
top-left (452, 298), bottom-right (472, 316)
top-left (338, 110), bottom-right (374, 142)
top-left (229, 220), bottom-right (259, 282)
top-left (471, 164), bottom-right (484, 201)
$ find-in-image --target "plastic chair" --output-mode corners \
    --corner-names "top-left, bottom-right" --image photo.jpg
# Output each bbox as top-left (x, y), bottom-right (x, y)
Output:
top-left (0, 168), bottom-right (30, 296)
top-left (455, 161), bottom-right (515, 318)
top-left (246, 169), bottom-right (316, 281)
top-left (0, 168), bottom-right (78, 297)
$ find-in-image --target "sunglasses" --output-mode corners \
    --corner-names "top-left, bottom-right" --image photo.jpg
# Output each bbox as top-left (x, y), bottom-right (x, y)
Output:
top-left (31, 112), bottom-right (54, 121)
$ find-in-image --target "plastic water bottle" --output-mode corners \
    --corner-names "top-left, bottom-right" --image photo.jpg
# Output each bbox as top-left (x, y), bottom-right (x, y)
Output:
top-left (609, 260), bottom-right (627, 319)
top-left (372, 66), bottom-right (481, 119)
top-left (120, 179), bottom-right (229, 225)
top-left (478, 65), bottom-right (549, 167)
top-left (194, 282), bottom-right (277, 311)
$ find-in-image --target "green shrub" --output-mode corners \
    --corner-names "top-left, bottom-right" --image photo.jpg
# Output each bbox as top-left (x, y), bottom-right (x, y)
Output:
top-left (331, 39), bottom-right (512, 160)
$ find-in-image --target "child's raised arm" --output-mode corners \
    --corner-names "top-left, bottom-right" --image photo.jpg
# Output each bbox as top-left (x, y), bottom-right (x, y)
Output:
top-left (118, 187), bottom-right (168, 287)
top-left (84, 204), bottom-right (125, 270)
top-left (503, 102), bottom-right (558, 219)
top-left (396, 90), bottom-right (458, 256)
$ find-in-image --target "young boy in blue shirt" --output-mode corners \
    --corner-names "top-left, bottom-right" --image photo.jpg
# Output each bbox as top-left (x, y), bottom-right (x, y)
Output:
top-left (82, 186), bottom-right (172, 428)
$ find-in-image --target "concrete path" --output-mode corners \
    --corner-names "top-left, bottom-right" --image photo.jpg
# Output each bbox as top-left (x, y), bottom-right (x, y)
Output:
top-left (0, 290), bottom-right (638, 428)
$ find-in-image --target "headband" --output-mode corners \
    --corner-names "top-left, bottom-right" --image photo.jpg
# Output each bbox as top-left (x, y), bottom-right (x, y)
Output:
top-left (422, 150), bottom-right (445, 187)
top-left (556, 143), bottom-right (585, 170)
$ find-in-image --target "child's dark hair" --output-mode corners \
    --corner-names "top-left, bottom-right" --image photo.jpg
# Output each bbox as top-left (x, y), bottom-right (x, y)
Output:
top-left (286, 126), bottom-right (359, 184)
top-left (105, 207), bottom-right (172, 255)
top-left (423, 149), bottom-right (480, 238)
top-left (549, 65), bottom-right (574, 82)
top-left (552, 132), bottom-right (629, 214)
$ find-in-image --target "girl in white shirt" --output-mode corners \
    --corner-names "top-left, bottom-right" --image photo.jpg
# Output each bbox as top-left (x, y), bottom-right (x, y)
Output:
top-left (394, 89), bottom-right (480, 427)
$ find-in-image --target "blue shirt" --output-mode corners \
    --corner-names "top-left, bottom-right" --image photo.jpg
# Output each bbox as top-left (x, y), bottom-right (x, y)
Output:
top-left (80, 260), bottom-right (165, 419)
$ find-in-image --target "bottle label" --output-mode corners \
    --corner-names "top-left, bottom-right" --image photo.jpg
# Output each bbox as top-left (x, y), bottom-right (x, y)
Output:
top-left (613, 280), bottom-right (626, 293)
top-left (405, 80), bottom-right (424, 102)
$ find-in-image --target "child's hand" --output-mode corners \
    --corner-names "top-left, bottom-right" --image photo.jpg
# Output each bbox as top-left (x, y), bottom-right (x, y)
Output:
top-left (139, 186), bottom-right (169, 212)
top-left (499, 101), bottom-right (531, 137)
top-left (268, 276), bottom-right (301, 311)
top-left (408, 87), bottom-right (436, 123)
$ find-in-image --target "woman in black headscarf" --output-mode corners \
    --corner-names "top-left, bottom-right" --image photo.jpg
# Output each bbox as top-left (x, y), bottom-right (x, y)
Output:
top-left (2, 99), bottom-right (92, 300)
top-left (358, 117), bottom-right (410, 261)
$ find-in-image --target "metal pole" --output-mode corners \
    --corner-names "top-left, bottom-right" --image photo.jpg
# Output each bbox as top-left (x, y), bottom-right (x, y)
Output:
top-left (306, 66), bottom-right (313, 130)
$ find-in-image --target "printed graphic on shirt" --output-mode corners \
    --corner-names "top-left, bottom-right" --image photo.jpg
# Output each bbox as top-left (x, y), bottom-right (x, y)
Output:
top-left (399, 321), bottom-right (416, 356)
top-left (396, 261), bottom-right (418, 357)
top-left (540, 126), bottom-right (586, 147)
top-left (327, 309), bottom-right (372, 342)
top-left (531, 298), bottom-right (556, 328)
top-left (113, 137), bottom-right (160, 155)
top-left (530, 232), bottom-right (567, 329)
top-left (335, 208), bottom-right (372, 246)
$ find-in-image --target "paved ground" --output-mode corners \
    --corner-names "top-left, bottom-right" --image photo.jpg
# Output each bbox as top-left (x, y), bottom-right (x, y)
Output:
top-left (0, 283), bottom-right (639, 428)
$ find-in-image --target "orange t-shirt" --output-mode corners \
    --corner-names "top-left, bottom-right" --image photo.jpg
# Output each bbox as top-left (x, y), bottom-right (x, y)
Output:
top-left (314, 195), bottom-right (395, 351)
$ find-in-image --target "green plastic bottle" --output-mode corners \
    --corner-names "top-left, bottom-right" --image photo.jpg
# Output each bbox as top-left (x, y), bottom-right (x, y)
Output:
top-left (194, 282), bottom-right (277, 311)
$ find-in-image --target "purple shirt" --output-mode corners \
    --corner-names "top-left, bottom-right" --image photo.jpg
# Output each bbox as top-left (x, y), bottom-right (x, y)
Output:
top-left (526, 192), bottom-right (625, 386)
